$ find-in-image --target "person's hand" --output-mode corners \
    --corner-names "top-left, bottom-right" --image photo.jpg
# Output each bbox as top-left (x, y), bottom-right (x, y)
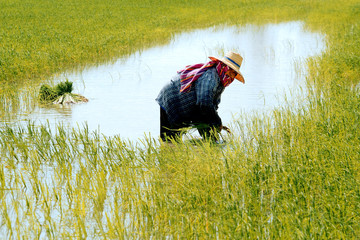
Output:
top-left (221, 125), bottom-right (231, 134)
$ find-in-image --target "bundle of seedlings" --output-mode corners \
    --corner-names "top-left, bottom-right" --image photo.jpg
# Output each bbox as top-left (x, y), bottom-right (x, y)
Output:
top-left (39, 80), bottom-right (88, 104)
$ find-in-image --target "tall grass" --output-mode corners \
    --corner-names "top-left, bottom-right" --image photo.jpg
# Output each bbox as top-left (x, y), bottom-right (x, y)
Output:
top-left (2, 0), bottom-right (355, 84)
top-left (0, 0), bottom-right (359, 238)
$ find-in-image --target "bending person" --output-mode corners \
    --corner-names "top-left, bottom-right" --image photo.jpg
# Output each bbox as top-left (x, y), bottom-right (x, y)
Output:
top-left (156, 51), bottom-right (245, 142)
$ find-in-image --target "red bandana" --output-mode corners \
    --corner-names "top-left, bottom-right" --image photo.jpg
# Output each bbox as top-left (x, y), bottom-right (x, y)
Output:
top-left (179, 60), bottom-right (234, 92)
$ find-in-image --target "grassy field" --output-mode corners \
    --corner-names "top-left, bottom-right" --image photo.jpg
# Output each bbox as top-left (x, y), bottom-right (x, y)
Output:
top-left (0, 0), bottom-right (359, 238)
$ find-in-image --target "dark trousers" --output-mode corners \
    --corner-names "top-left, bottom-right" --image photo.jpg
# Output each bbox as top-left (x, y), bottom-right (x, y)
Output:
top-left (160, 107), bottom-right (182, 142)
top-left (160, 107), bottom-right (219, 142)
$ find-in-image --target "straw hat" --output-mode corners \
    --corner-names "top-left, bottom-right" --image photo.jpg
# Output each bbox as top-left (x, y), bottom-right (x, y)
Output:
top-left (209, 51), bottom-right (245, 84)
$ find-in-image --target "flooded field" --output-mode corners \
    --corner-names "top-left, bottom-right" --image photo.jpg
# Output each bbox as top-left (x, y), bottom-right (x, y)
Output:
top-left (1, 2), bottom-right (358, 235)
top-left (15, 21), bottom-right (325, 141)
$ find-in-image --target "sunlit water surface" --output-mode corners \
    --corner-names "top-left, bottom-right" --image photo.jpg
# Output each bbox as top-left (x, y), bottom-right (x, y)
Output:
top-left (22, 21), bottom-right (325, 141)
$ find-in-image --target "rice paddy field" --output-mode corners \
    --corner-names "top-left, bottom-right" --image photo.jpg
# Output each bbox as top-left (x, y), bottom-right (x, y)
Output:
top-left (1, 0), bottom-right (359, 238)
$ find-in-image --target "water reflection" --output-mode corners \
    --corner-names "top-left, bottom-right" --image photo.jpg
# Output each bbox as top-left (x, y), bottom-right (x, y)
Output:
top-left (24, 21), bottom-right (325, 141)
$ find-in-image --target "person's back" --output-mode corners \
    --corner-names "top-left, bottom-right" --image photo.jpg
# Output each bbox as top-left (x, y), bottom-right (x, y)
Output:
top-left (156, 52), bottom-right (245, 142)
top-left (156, 67), bottom-right (224, 127)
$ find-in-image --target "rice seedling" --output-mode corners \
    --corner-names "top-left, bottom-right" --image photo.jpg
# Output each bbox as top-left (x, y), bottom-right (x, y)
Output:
top-left (38, 80), bottom-right (88, 104)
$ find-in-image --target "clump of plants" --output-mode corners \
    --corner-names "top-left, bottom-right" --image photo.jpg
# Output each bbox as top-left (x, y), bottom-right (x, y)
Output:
top-left (39, 80), bottom-right (88, 104)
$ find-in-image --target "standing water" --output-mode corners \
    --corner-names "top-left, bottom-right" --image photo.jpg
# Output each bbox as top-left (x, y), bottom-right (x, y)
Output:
top-left (23, 21), bottom-right (325, 141)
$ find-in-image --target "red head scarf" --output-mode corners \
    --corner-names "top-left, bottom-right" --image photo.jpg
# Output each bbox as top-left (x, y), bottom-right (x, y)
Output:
top-left (179, 60), bottom-right (234, 93)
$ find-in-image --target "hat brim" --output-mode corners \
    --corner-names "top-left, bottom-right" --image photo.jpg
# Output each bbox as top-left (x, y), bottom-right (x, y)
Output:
top-left (209, 56), bottom-right (245, 84)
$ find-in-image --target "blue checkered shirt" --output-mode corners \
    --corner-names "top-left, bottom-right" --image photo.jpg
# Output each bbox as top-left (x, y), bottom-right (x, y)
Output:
top-left (156, 67), bottom-right (225, 127)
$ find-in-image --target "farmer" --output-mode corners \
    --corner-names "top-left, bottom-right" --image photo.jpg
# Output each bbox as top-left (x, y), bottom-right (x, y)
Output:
top-left (156, 51), bottom-right (245, 142)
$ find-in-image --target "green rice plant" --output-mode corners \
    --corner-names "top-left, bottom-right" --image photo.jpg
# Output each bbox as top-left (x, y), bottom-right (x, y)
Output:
top-left (38, 80), bottom-right (87, 104)
top-left (0, 117), bottom-right (358, 238)
top-left (38, 84), bottom-right (57, 103)
top-left (54, 80), bottom-right (73, 96)
top-left (38, 80), bottom-right (73, 103)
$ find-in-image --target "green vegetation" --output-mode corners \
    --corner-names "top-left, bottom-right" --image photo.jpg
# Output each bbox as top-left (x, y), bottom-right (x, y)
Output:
top-left (39, 80), bottom-right (73, 102)
top-left (38, 80), bottom-right (88, 104)
top-left (0, 0), bottom-right (359, 238)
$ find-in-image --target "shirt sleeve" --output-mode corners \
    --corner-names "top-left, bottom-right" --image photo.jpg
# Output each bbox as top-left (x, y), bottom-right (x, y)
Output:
top-left (195, 68), bottom-right (222, 126)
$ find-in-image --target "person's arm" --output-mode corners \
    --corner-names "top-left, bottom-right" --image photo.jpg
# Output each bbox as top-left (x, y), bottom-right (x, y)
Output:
top-left (195, 69), bottom-right (222, 127)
